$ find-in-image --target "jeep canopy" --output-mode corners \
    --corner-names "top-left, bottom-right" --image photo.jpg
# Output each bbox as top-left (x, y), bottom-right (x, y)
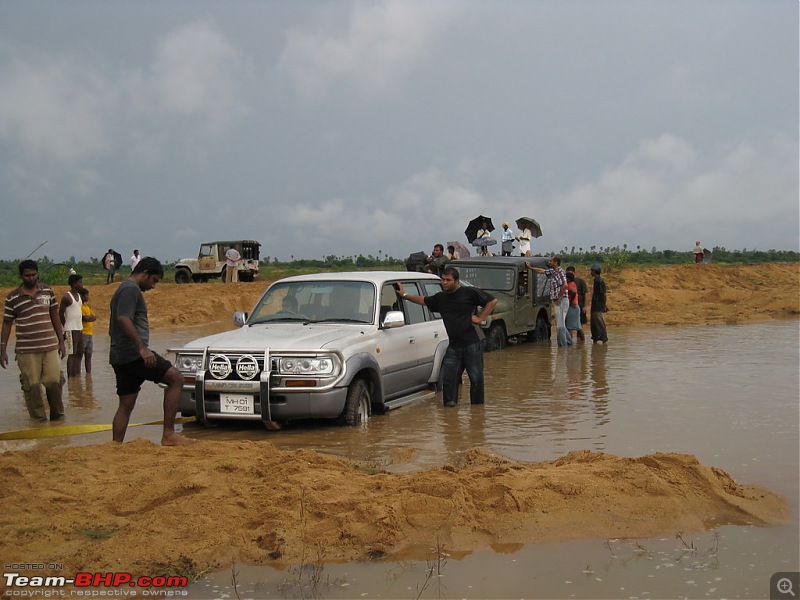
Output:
top-left (198, 241), bottom-right (260, 261)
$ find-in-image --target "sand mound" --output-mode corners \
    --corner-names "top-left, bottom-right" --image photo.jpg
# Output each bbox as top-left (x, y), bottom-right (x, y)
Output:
top-left (50, 263), bottom-right (800, 330)
top-left (0, 441), bottom-right (786, 581)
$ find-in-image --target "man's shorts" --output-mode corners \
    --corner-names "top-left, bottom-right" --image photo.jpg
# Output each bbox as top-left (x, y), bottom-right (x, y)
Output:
top-left (112, 352), bottom-right (173, 396)
top-left (64, 330), bottom-right (83, 355)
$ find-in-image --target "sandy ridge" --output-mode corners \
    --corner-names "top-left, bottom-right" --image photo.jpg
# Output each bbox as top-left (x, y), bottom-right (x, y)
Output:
top-left (48, 262), bottom-right (800, 330)
top-left (0, 440), bottom-right (787, 580)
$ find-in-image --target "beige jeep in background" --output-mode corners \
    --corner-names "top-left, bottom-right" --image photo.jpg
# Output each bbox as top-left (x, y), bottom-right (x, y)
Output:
top-left (174, 240), bottom-right (261, 283)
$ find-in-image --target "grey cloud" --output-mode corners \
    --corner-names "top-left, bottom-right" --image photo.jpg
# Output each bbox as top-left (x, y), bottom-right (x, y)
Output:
top-left (0, 56), bottom-right (113, 163)
top-left (279, 1), bottom-right (457, 100)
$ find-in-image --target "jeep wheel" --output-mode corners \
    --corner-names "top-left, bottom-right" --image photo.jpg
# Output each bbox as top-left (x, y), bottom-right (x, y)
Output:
top-left (175, 268), bottom-right (192, 284)
top-left (531, 313), bottom-right (551, 342)
top-left (339, 379), bottom-right (370, 426)
top-left (486, 323), bottom-right (506, 352)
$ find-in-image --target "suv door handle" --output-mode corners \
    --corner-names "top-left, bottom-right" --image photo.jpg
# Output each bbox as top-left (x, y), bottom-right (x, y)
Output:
top-left (408, 337), bottom-right (416, 344)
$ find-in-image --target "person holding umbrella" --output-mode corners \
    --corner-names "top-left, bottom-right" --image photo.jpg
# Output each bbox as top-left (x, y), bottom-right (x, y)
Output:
top-left (515, 217), bottom-right (543, 257)
top-left (518, 227), bottom-right (532, 256)
top-left (476, 221), bottom-right (493, 256)
top-left (464, 215), bottom-right (496, 257)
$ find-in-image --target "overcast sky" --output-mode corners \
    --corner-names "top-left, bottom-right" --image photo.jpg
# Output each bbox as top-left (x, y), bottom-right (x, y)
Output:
top-left (0, 0), bottom-right (797, 264)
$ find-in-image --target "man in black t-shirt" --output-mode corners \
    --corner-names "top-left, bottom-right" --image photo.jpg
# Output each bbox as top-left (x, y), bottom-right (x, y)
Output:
top-left (109, 257), bottom-right (191, 446)
top-left (589, 264), bottom-right (609, 344)
top-left (395, 267), bottom-right (497, 407)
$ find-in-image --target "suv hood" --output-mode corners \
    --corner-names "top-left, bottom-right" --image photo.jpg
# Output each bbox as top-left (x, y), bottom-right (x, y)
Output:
top-left (179, 323), bottom-right (370, 351)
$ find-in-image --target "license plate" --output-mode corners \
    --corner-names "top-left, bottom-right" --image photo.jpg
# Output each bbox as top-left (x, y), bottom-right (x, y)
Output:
top-left (220, 394), bottom-right (255, 415)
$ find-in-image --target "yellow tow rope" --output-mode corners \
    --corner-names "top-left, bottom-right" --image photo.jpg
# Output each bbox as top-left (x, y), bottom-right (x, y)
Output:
top-left (0, 416), bottom-right (196, 440)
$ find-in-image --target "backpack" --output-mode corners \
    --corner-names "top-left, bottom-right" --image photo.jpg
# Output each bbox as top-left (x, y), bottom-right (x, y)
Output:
top-left (405, 251), bottom-right (426, 272)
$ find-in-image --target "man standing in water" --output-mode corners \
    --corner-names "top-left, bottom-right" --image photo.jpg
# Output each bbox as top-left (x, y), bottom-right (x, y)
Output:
top-left (59, 273), bottom-right (84, 377)
top-left (1, 260), bottom-right (66, 420)
top-left (590, 264), bottom-right (609, 344)
top-left (395, 266), bottom-right (497, 407)
top-left (109, 256), bottom-right (191, 445)
top-left (527, 255), bottom-right (572, 347)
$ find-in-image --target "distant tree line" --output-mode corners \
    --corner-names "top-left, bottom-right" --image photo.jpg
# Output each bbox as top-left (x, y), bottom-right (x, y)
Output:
top-left (1, 246), bottom-right (797, 287)
top-left (548, 245), bottom-right (799, 270)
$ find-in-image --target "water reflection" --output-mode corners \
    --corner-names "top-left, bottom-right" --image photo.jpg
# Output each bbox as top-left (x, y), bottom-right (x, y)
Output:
top-left (590, 343), bottom-right (609, 405)
top-left (67, 373), bottom-right (97, 411)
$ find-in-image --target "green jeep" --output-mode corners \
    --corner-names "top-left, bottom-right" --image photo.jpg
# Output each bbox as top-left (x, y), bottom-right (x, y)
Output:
top-left (453, 256), bottom-right (552, 352)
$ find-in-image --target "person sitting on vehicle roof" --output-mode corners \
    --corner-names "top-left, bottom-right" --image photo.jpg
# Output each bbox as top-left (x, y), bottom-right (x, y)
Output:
top-left (424, 244), bottom-right (450, 276)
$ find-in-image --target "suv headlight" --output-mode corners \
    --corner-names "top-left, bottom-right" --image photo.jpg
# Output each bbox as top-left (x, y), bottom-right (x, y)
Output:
top-left (278, 357), bottom-right (335, 375)
top-left (175, 353), bottom-right (203, 373)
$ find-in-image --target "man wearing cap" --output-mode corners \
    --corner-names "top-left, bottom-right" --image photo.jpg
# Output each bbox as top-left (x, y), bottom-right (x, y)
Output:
top-left (590, 264), bottom-right (609, 343)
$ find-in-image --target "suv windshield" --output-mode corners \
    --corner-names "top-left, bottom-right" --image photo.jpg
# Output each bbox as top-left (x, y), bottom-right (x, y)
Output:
top-left (249, 281), bottom-right (376, 324)
top-left (456, 266), bottom-right (516, 292)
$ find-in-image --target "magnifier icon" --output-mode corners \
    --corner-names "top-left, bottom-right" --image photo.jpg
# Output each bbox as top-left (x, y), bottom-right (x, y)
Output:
top-left (778, 577), bottom-right (796, 597)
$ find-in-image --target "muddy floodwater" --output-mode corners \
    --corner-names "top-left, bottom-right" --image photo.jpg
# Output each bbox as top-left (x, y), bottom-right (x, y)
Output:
top-left (1, 321), bottom-right (798, 599)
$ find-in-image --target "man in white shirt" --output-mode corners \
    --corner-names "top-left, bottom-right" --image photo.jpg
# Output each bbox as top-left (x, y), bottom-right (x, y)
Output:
top-left (129, 249), bottom-right (141, 270)
top-left (225, 246), bottom-right (241, 283)
top-left (518, 228), bottom-right (532, 256)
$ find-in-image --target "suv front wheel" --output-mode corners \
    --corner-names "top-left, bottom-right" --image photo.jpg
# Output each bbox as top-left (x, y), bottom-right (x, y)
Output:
top-left (339, 379), bottom-right (370, 426)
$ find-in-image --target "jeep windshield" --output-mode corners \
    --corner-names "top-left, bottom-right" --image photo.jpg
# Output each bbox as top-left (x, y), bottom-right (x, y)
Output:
top-left (248, 281), bottom-right (376, 325)
top-left (456, 266), bottom-right (516, 292)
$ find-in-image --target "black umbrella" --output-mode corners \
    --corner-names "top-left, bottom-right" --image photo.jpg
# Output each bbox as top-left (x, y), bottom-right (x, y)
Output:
top-left (515, 217), bottom-right (543, 238)
top-left (465, 215), bottom-right (495, 243)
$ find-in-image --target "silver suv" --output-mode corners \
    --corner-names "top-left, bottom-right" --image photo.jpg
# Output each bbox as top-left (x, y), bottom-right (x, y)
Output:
top-left (169, 271), bottom-right (448, 427)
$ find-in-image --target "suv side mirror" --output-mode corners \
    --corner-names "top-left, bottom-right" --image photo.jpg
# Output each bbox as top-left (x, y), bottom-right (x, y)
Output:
top-left (233, 311), bottom-right (248, 327)
top-left (382, 311), bottom-right (405, 329)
